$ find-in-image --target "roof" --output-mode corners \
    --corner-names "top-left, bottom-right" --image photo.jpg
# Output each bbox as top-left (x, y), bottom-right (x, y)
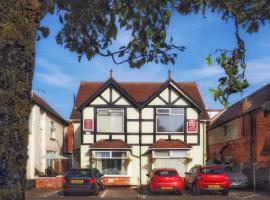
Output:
top-left (209, 83), bottom-right (270, 129)
top-left (32, 93), bottom-right (66, 124)
top-left (89, 139), bottom-right (132, 149)
top-left (70, 80), bottom-right (209, 120)
top-left (149, 139), bottom-right (191, 149)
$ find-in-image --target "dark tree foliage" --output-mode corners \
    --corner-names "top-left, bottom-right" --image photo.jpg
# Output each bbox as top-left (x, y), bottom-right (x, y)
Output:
top-left (54, 0), bottom-right (184, 68)
top-left (0, 0), bottom-right (269, 199)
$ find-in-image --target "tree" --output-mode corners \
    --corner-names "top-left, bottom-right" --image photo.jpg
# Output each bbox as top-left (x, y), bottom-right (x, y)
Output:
top-left (0, 1), bottom-right (180, 199)
top-left (1, 0), bottom-right (269, 199)
top-left (177, 0), bottom-right (270, 106)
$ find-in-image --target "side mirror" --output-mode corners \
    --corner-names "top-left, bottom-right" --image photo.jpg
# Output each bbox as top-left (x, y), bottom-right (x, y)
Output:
top-left (146, 173), bottom-right (150, 177)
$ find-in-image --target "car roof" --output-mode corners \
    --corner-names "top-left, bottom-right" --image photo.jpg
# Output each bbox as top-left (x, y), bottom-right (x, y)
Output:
top-left (200, 165), bottom-right (223, 169)
top-left (153, 168), bottom-right (178, 171)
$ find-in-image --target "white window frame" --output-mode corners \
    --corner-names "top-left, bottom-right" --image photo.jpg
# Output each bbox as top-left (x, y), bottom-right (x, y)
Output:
top-left (156, 108), bottom-right (185, 133)
top-left (97, 108), bottom-right (124, 133)
top-left (94, 151), bottom-right (128, 159)
top-left (152, 150), bottom-right (189, 158)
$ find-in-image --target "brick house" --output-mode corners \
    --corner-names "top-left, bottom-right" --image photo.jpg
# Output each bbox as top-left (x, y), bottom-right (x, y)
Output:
top-left (68, 73), bottom-right (209, 186)
top-left (207, 83), bottom-right (270, 189)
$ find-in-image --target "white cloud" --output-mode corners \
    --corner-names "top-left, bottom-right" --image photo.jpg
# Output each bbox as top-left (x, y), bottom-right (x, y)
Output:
top-left (35, 57), bottom-right (76, 88)
top-left (246, 56), bottom-right (270, 84)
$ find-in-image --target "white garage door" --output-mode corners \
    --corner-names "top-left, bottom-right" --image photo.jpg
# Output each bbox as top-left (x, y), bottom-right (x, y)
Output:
top-left (154, 158), bottom-right (186, 177)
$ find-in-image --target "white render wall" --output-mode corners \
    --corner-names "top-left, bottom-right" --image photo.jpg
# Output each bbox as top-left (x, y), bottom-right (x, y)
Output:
top-left (77, 83), bottom-right (207, 185)
top-left (26, 104), bottom-right (66, 180)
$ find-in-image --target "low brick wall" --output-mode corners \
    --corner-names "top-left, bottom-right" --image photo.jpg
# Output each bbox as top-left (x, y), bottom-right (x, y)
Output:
top-left (36, 177), bottom-right (64, 189)
top-left (103, 176), bottom-right (130, 186)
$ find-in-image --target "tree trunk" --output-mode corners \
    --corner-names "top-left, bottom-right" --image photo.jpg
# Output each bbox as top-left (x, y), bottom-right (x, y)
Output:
top-left (0, 1), bottom-right (42, 199)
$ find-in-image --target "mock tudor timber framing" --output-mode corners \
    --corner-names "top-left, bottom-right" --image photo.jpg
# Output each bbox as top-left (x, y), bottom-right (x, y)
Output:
top-left (79, 78), bottom-right (201, 146)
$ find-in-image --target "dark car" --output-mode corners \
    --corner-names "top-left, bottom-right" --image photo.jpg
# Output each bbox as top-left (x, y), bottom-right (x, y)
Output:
top-left (63, 168), bottom-right (104, 196)
top-left (184, 165), bottom-right (230, 195)
top-left (222, 165), bottom-right (249, 188)
top-left (147, 168), bottom-right (184, 195)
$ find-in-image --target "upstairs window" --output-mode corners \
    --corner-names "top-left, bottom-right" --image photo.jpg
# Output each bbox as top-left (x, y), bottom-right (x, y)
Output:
top-left (97, 108), bottom-right (124, 133)
top-left (50, 121), bottom-right (56, 139)
top-left (156, 108), bottom-right (184, 133)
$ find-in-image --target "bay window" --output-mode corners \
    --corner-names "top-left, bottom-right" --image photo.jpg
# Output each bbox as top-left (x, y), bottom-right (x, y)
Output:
top-left (94, 151), bottom-right (128, 175)
top-left (156, 108), bottom-right (184, 133)
top-left (97, 108), bottom-right (124, 133)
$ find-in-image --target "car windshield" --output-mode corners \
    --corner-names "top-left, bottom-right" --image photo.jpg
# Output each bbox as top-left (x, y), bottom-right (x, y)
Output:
top-left (155, 170), bottom-right (178, 176)
top-left (67, 170), bottom-right (92, 178)
top-left (200, 167), bottom-right (225, 174)
top-left (224, 166), bottom-right (239, 173)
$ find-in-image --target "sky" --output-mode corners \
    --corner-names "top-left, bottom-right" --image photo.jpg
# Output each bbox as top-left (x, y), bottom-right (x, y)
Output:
top-left (33, 10), bottom-right (270, 119)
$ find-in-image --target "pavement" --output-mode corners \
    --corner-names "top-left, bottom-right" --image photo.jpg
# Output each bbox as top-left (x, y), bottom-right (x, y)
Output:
top-left (26, 187), bottom-right (270, 200)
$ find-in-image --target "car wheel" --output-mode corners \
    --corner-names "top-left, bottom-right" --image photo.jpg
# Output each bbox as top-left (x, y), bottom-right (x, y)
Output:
top-left (93, 185), bottom-right (99, 196)
top-left (192, 184), bottom-right (200, 195)
top-left (176, 190), bottom-right (183, 195)
top-left (222, 190), bottom-right (229, 196)
top-left (147, 186), bottom-right (153, 195)
top-left (99, 183), bottom-right (105, 191)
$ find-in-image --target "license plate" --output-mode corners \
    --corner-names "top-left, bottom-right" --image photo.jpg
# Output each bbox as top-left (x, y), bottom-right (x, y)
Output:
top-left (208, 185), bottom-right (220, 188)
top-left (161, 187), bottom-right (172, 190)
top-left (71, 179), bottom-right (84, 184)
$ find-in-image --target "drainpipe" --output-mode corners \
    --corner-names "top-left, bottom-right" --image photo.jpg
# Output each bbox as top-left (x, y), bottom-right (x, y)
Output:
top-left (139, 108), bottom-right (142, 187)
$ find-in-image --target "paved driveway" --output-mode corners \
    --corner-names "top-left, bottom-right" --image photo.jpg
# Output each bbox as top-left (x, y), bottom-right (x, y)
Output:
top-left (26, 188), bottom-right (270, 200)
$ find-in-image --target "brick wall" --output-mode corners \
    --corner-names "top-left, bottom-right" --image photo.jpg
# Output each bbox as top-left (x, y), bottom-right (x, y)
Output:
top-left (255, 111), bottom-right (270, 163)
top-left (102, 177), bottom-right (130, 186)
top-left (36, 177), bottom-right (64, 189)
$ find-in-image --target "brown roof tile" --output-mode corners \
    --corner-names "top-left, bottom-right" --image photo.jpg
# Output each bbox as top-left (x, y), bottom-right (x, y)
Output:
top-left (209, 83), bottom-right (270, 129)
top-left (32, 93), bottom-right (66, 124)
top-left (69, 80), bottom-right (209, 120)
top-left (150, 139), bottom-right (191, 149)
top-left (90, 139), bottom-right (131, 149)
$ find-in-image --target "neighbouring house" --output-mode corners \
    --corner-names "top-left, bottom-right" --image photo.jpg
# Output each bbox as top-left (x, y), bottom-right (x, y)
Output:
top-left (26, 93), bottom-right (67, 181)
top-left (207, 109), bottom-right (224, 120)
top-left (207, 83), bottom-right (270, 189)
top-left (68, 73), bottom-right (209, 186)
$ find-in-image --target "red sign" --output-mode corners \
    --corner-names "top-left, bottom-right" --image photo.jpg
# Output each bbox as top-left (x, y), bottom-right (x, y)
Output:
top-left (187, 119), bottom-right (198, 133)
top-left (83, 119), bottom-right (93, 131)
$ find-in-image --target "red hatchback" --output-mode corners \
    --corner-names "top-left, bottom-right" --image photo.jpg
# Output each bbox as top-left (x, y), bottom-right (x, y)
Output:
top-left (184, 165), bottom-right (230, 195)
top-left (147, 168), bottom-right (184, 195)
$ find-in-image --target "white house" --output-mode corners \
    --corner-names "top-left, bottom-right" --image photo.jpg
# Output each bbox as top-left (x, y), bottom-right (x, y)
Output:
top-left (69, 74), bottom-right (209, 186)
top-left (26, 93), bottom-right (67, 180)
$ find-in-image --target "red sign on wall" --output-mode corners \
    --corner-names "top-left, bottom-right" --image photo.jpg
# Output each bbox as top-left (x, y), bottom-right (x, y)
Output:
top-left (187, 119), bottom-right (198, 133)
top-left (83, 119), bottom-right (93, 131)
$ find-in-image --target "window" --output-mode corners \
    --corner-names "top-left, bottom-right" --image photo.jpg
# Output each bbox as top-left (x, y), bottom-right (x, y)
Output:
top-left (156, 108), bottom-right (184, 133)
top-left (153, 150), bottom-right (188, 158)
top-left (94, 151), bottom-right (128, 175)
top-left (97, 109), bottom-right (124, 133)
top-left (50, 121), bottom-right (56, 139)
top-left (170, 150), bottom-right (188, 157)
top-left (155, 170), bottom-right (178, 177)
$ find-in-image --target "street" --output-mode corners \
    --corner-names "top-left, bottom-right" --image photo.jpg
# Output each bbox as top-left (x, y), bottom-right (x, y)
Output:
top-left (26, 188), bottom-right (270, 200)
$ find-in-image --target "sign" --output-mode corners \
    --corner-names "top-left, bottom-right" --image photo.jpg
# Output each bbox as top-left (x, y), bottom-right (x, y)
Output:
top-left (83, 119), bottom-right (93, 131)
top-left (187, 119), bottom-right (198, 133)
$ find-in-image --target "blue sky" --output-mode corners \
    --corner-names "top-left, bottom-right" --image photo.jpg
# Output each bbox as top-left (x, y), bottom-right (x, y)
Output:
top-left (33, 11), bottom-right (270, 119)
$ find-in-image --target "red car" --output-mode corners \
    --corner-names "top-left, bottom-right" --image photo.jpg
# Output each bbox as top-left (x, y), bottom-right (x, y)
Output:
top-left (147, 168), bottom-right (184, 195)
top-left (184, 165), bottom-right (230, 195)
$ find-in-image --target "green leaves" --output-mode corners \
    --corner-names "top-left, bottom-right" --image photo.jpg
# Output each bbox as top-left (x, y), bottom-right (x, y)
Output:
top-left (205, 54), bottom-right (212, 65)
top-left (54, 0), bottom-right (183, 68)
